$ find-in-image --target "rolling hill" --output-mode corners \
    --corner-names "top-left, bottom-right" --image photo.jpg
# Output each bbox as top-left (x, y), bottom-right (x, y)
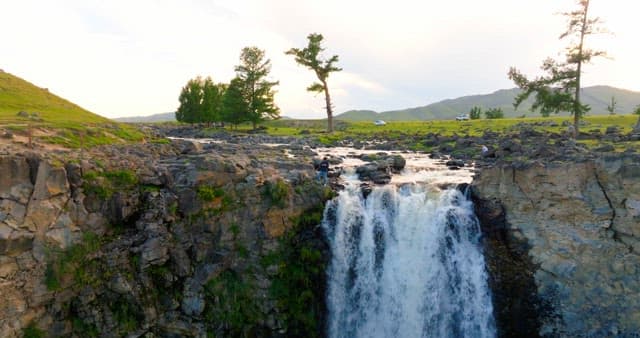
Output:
top-left (114, 112), bottom-right (176, 123)
top-left (0, 70), bottom-right (109, 124)
top-left (337, 86), bottom-right (640, 121)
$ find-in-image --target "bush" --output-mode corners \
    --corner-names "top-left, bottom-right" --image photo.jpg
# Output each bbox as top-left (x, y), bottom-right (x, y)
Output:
top-left (469, 106), bottom-right (482, 120)
top-left (197, 185), bottom-right (225, 202)
top-left (263, 179), bottom-right (289, 208)
top-left (269, 205), bottom-right (327, 337)
top-left (485, 107), bottom-right (505, 119)
top-left (23, 323), bottom-right (44, 338)
top-left (82, 169), bottom-right (138, 199)
top-left (203, 269), bottom-right (261, 336)
top-left (45, 232), bottom-right (102, 291)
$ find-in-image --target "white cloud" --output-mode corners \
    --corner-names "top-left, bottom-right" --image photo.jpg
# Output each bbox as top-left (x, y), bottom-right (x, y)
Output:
top-left (1, 0), bottom-right (638, 119)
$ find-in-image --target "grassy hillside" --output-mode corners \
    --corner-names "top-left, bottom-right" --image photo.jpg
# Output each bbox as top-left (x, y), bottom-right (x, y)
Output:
top-left (335, 110), bottom-right (379, 121)
top-left (336, 86), bottom-right (640, 121)
top-left (0, 71), bottom-right (144, 147)
top-left (0, 71), bottom-right (109, 124)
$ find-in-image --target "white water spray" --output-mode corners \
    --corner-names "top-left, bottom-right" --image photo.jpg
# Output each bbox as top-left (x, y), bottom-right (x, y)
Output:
top-left (323, 183), bottom-right (496, 338)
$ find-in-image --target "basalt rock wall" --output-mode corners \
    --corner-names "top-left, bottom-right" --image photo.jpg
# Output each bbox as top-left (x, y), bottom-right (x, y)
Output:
top-left (472, 154), bottom-right (640, 337)
top-left (0, 141), bottom-right (330, 337)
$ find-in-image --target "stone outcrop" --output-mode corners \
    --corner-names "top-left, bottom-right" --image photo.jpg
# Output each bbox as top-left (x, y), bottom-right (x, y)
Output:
top-left (472, 154), bottom-right (640, 337)
top-left (354, 153), bottom-right (406, 184)
top-left (0, 140), bottom-right (330, 337)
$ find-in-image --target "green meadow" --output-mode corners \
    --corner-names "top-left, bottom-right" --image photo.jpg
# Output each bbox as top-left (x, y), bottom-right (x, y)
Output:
top-left (261, 115), bottom-right (638, 138)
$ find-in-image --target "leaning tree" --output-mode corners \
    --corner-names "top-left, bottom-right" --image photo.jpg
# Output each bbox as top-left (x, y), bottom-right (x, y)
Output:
top-left (286, 33), bottom-right (342, 132)
top-left (508, 0), bottom-right (607, 137)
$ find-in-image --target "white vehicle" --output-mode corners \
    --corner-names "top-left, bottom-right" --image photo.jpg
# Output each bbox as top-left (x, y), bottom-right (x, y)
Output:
top-left (374, 120), bottom-right (387, 126)
top-left (455, 114), bottom-right (470, 121)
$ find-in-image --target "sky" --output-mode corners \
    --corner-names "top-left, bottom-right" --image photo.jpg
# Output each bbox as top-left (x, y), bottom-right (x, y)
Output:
top-left (1, 0), bottom-right (639, 119)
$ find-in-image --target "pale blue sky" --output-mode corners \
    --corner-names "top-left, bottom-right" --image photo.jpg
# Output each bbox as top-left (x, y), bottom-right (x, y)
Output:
top-left (1, 0), bottom-right (638, 118)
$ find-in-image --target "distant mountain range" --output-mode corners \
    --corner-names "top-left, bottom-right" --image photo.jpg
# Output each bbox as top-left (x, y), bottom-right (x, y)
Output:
top-left (113, 85), bottom-right (640, 122)
top-left (114, 112), bottom-right (176, 123)
top-left (337, 86), bottom-right (640, 121)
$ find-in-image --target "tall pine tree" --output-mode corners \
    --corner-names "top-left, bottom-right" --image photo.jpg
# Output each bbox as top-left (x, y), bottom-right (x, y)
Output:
top-left (508, 0), bottom-right (607, 137)
top-left (234, 47), bottom-right (280, 130)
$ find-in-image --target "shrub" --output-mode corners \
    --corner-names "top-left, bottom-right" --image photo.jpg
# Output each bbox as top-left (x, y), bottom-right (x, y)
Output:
top-left (23, 323), bottom-right (44, 338)
top-left (263, 179), bottom-right (289, 208)
top-left (82, 169), bottom-right (138, 199)
top-left (269, 205), bottom-right (327, 337)
top-left (485, 107), bottom-right (505, 119)
top-left (469, 106), bottom-right (482, 120)
top-left (197, 185), bottom-right (225, 202)
top-left (45, 232), bottom-right (102, 291)
top-left (203, 269), bottom-right (261, 335)
top-left (104, 170), bottom-right (138, 188)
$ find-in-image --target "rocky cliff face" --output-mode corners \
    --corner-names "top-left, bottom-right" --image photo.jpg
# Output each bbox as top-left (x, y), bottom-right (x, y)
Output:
top-left (472, 154), bottom-right (640, 337)
top-left (0, 140), bottom-right (330, 337)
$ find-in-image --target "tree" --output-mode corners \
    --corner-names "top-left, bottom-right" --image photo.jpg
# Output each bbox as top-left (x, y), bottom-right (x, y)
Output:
top-left (606, 96), bottom-right (617, 115)
top-left (633, 105), bottom-right (640, 133)
top-left (485, 108), bottom-right (504, 119)
top-left (286, 33), bottom-right (342, 132)
top-left (176, 76), bottom-right (226, 125)
top-left (222, 77), bottom-right (250, 129)
top-left (202, 78), bottom-right (226, 126)
top-left (469, 106), bottom-right (482, 120)
top-left (234, 47), bottom-right (280, 130)
top-left (508, 0), bottom-right (607, 137)
top-left (176, 77), bottom-right (204, 124)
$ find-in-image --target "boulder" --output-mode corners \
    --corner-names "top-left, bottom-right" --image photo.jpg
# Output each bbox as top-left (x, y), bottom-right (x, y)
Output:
top-left (0, 157), bottom-right (34, 204)
top-left (0, 227), bottom-right (34, 256)
top-left (389, 155), bottom-right (406, 172)
top-left (31, 162), bottom-right (69, 200)
top-left (139, 236), bottom-right (169, 267)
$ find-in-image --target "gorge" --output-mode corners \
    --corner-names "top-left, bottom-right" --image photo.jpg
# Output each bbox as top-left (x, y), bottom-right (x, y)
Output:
top-left (0, 132), bottom-right (639, 337)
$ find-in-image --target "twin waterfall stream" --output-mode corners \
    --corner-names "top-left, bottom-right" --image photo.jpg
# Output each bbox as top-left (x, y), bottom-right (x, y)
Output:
top-left (319, 150), bottom-right (496, 338)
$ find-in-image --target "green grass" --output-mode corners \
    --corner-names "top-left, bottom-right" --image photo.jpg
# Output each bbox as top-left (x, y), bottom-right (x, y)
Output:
top-left (203, 269), bottom-right (262, 336)
top-left (263, 179), bottom-right (289, 208)
top-left (0, 72), bottom-right (107, 123)
top-left (82, 169), bottom-right (139, 200)
top-left (261, 115), bottom-right (639, 139)
top-left (22, 323), bottom-right (44, 338)
top-left (0, 71), bottom-right (146, 147)
top-left (45, 232), bottom-right (102, 291)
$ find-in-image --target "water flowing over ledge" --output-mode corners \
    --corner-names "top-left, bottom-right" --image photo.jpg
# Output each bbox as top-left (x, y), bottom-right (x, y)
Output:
top-left (320, 149), bottom-right (495, 338)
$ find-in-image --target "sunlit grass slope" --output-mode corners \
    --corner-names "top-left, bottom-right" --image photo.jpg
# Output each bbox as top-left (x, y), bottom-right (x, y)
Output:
top-left (0, 71), bottom-right (144, 147)
top-left (0, 71), bottom-right (108, 124)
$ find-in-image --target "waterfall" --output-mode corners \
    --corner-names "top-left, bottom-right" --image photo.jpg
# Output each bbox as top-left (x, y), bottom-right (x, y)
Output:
top-left (323, 183), bottom-right (496, 338)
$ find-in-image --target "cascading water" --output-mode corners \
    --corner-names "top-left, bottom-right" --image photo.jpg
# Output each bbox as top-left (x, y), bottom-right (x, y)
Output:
top-left (323, 180), bottom-right (496, 338)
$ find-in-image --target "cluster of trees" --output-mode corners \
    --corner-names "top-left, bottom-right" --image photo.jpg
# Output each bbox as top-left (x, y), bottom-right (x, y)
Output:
top-left (468, 106), bottom-right (504, 119)
top-left (176, 34), bottom-right (342, 132)
top-left (175, 1), bottom-right (632, 137)
top-left (176, 47), bottom-right (279, 129)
